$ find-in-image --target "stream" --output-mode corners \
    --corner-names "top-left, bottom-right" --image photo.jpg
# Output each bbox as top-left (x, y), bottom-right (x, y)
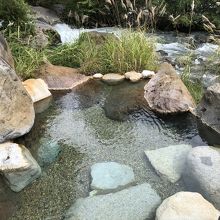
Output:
top-left (1, 24), bottom-right (220, 220)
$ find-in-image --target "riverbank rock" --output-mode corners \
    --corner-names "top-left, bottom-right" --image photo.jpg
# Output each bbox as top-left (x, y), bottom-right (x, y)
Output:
top-left (23, 78), bottom-right (52, 113)
top-left (142, 70), bottom-right (155, 79)
top-left (91, 162), bottom-right (135, 194)
top-left (0, 34), bottom-right (14, 68)
top-left (0, 59), bottom-right (35, 143)
top-left (31, 6), bottom-right (60, 25)
top-left (183, 146), bottom-right (220, 209)
top-left (144, 62), bottom-right (196, 114)
top-left (65, 183), bottom-right (161, 220)
top-left (39, 63), bottom-right (90, 91)
top-left (156, 192), bottom-right (220, 220)
top-left (93, 73), bottom-right (103, 80)
top-left (125, 71), bottom-right (142, 83)
top-left (102, 73), bottom-right (125, 85)
top-left (196, 83), bottom-right (220, 145)
top-left (0, 142), bottom-right (41, 192)
top-left (145, 144), bottom-right (192, 183)
top-left (81, 31), bottom-right (118, 45)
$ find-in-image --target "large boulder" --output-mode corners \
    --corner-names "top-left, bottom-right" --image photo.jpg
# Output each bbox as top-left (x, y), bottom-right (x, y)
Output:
top-left (156, 192), bottom-right (220, 220)
top-left (39, 63), bottom-right (90, 91)
top-left (0, 34), bottom-right (14, 68)
top-left (65, 183), bottom-right (161, 220)
top-left (0, 59), bottom-right (35, 143)
top-left (31, 6), bottom-right (60, 25)
top-left (145, 144), bottom-right (192, 183)
top-left (196, 83), bottom-right (220, 145)
top-left (144, 63), bottom-right (196, 114)
top-left (23, 78), bottom-right (52, 113)
top-left (183, 146), bottom-right (220, 209)
top-left (91, 162), bottom-right (135, 194)
top-left (0, 142), bottom-right (41, 192)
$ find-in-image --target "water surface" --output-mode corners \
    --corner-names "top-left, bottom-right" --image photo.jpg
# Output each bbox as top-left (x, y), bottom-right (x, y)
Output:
top-left (2, 80), bottom-right (208, 220)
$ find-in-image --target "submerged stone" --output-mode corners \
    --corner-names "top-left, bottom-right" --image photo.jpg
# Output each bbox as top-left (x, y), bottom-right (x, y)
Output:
top-left (65, 183), bottom-right (161, 220)
top-left (37, 139), bottom-right (60, 167)
top-left (156, 192), bottom-right (220, 220)
top-left (91, 162), bottom-right (135, 193)
top-left (145, 144), bottom-right (192, 183)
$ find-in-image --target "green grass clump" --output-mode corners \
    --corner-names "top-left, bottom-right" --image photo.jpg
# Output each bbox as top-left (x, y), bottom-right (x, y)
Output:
top-left (6, 30), bottom-right (45, 79)
top-left (181, 62), bottom-right (204, 104)
top-left (9, 40), bottom-right (45, 79)
top-left (6, 29), bottom-right (157, 79)
top-left (47, 43), bottom-right (80, 68)
top-left (47, 31), bottom-right (158, 75)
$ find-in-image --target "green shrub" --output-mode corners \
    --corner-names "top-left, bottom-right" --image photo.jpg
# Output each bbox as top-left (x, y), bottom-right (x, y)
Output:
top-left (0, 0), bottom-right (33, 30)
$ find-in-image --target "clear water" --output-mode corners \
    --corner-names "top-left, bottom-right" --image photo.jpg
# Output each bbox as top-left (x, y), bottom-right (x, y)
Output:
top-left (1, 80), bottom-right (207, 220)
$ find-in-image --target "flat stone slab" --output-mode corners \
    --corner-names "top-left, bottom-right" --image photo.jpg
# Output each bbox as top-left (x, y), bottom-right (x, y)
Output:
top-left (65, 183), bottom-right (161, 220)
top-left (91, 162), bottom-right (135, 193)
top-left (39, 63), bottom-right (90, 91)
top-left (145, 144), bottom-right (192, 183)
top-left (156, 192), bottom-right (220, 220)
top-left (102, 73), bottom-right (125, 85)
top-left (23, 78), bottom-right (52, 113)
top-left (23, 78), bottom-right (52, 103)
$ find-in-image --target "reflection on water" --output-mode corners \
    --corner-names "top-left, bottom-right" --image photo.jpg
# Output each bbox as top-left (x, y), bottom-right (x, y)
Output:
top-left (2, 80), bottom-right (207, 220)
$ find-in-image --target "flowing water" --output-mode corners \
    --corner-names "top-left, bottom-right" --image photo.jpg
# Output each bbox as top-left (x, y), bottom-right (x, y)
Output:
top-left (2, 80), bottom-right (208, 220)
top-left (53, 23), bottom-right (220, 87)
top-left (1, 24), bottom-right (219, 220)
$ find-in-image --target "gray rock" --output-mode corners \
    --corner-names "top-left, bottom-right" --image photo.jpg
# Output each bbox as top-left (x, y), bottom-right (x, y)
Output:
top-left (145, 144), bottom-right (192, 183)
top-left (31, 6), bottom-right (60, 25)
top-left (0, 59), bottom-right (35, 143)
top-left (91, 162), bottom-right (135, 193)
top-left (102, 74), bottom-right (125, 85)
top-left (196, 83), bottom-right (220, 145)
top-left (183, 146), bottom-right (220, 209)
top-left (156, 192), bottom-right (220, 220)
top-left (65, 183), bottom-right (161, 220)
top-left (144, 63), bottom-right (196, 114)
top-left (1, 143), bottom-right (41, 192)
